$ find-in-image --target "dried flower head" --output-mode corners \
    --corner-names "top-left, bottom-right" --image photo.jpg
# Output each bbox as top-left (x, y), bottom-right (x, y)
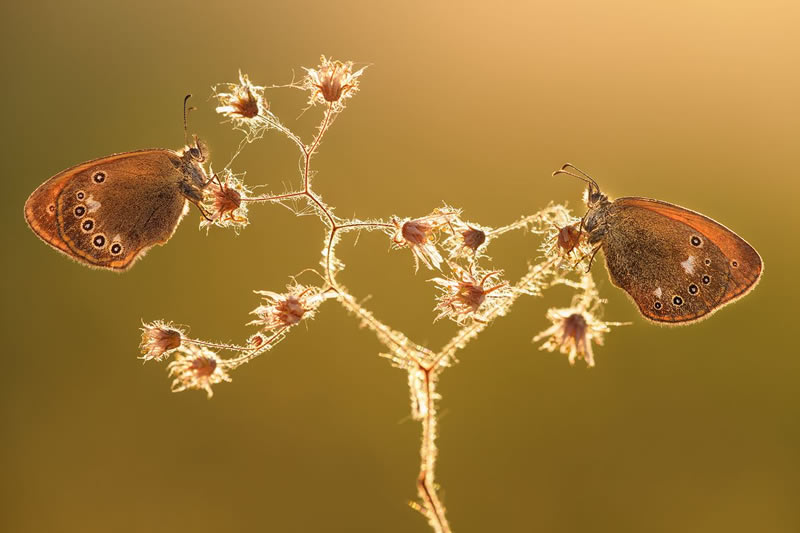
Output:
top-left (213, 72), bottom-right (270, 141)
top-left (167, 345), bottom-right (231, 398)
top-left (533, 274), bottom-right (627, 367)
top-left (200, 171), bottom-right (251, 232)
top-left (443, 219), bottom-right (491, 259)
top-left (250, 284), bottom-right (322, 331)
top-left (215, 71), bottom-right (265, 120)
top-left (541, 208), bottom-right (592, 270)
top-left (462, 226), bottom-right (487, 251)
top-left (432, 265), bottom-right (510, 324)
top-left (140, 321), bottom-right (183, 362)
top-left (303, 56), bottom-right (365, 110)
top-left (555, 223), bottom-right (582, 256)
top-left (392, 211), bottom-right (457, 271)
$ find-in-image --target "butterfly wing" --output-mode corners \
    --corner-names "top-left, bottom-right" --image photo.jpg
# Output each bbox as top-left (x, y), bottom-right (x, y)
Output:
top-left (24, 161), bottom-right (77, 259)
top-left (601, 197), bottom-right (762, 324)
top-left (25, 150), bottom-right (189, 271)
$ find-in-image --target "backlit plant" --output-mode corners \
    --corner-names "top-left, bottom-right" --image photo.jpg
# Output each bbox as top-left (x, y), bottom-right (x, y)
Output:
top-left (139, 56), bottom-right (626, 533)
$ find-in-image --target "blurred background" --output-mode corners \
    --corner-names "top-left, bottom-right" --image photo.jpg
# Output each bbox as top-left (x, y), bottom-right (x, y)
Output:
top-left (2, 1), bottom-right (798, 532)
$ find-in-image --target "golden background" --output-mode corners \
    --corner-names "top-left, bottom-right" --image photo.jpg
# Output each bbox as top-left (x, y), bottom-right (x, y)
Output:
top-left (2, 1), bottom-right (798, 532)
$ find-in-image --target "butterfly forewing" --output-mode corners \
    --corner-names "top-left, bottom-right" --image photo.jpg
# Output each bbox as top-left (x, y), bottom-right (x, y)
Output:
top-left (615, 198), bottom-right (762, 304)
top-left (26, 149), bottom-right (190, 271)
top-left (601, 197), bottom-right (760, 323)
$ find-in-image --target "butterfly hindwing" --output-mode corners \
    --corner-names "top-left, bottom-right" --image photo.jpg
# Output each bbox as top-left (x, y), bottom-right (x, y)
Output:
top-left (56, 150), bottom-right (190, 270)
top-left (26, 150), bottom-right (190, 271)
top-left (615, 198), bottom-right (762, 304)
top-left (24, 167), bottom-right (76, 259)
top-left (601, 198), bottom-right (742, 323)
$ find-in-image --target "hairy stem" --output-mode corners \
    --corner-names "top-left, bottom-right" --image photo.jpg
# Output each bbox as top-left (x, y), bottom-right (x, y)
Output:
top-left (416, 367), bottom-right (451, 533)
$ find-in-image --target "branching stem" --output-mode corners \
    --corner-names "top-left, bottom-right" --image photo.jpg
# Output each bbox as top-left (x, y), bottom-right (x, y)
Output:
top-left (186, 70), bottom-right (602, 533)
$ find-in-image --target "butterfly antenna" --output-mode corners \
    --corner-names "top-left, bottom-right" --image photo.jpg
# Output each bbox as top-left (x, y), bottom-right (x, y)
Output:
top-left (183, 94), bottom-right (196, 146)
top-left (552, 163), bottom-right (600, 196)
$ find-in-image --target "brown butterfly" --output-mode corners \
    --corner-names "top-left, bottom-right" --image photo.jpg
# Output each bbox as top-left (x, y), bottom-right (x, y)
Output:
top-left (554, 164), bottom-right (763, 324)
top-left (24, 97), bottom-right (211, 271)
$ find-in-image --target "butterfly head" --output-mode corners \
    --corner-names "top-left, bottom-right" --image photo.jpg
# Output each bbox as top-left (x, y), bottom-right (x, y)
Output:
top-left (185, 135), bottom-right (209, 163)
top-left (582, 184), bottom-right (610, 237)
top-left (174, 136), bottom-right (211, 200)
top-left (585, 186), bottom-right (607, 208)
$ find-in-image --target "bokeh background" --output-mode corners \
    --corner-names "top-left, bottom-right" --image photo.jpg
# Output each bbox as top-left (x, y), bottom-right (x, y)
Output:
top-left (2, 1), bottom-right (798, 532)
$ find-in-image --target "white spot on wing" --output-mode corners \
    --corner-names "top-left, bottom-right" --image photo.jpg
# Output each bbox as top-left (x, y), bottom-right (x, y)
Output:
top-left (86, 195), bottom-right (102, 213)
top-left (653, 287), bottom-right (662, 298)
top-left (681, 255), bottom-right (696, 275)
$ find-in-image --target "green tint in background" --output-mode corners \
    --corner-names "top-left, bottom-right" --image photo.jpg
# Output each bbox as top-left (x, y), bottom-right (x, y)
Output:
top-left (2, 1), bottom-right (798, 532)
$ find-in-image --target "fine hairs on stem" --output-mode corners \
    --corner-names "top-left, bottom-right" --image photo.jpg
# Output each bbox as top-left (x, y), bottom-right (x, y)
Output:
top-left (137, 57), bottom-right (627, 533)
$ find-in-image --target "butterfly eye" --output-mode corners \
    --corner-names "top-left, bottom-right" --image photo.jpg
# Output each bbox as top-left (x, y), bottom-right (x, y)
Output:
top-left (93, 171), bottom-right (106, 183)
top-left (653, 301), bottom-right (663, 310)
top-left (74, 205), bottom-right (86, 217)
top-left (92, 234), bottom-right (106, 249)
top-left (110, 243), bottom-right (123, 256)
top-left (688, 284), bottom-right (698, 295)
top-left (81, 218), bottom-right (95, 232)
top-left (76, 191), bottom-right (85, 200)
top-left (690, 236), bottom-right (702, 247)
top-left (190, 147), bottom-right (201, 159)
top-left (672, 296), bottom-right (683, 306)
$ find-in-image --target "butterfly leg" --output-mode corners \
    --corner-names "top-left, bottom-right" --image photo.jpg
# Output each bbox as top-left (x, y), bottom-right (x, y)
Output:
top-left (585, 245), bottom-right (602, 272)
top-left (571, 244), bottom-right (602, 273)
top-left (192, 202), bottom-right (215, 222)
top-left (200, 172), bottom-right (224, 189)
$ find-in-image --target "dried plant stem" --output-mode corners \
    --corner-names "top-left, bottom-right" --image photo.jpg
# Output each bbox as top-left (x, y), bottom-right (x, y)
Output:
top-left (336, 248), bottom-right (559, 531)
top-left (305, 104), bottom-right (334, 192)
top-left (226, 327), bottom-right (290, 367)
top-left (244, 191), bottom-right (306, 202)
top-left (259, 111), bottom-right (306, 153)
top-left (416, 367), bottom-right (450, 533)
top-left (337, 292), bottom-right (432, 365)
top-left (183, 338), bottom-right (250, 352)
top-left (157, 65), bottom-right (625, 533)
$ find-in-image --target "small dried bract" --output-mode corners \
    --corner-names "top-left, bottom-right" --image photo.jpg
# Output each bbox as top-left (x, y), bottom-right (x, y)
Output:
top-left (303, 55), bottom-right (365, 110)
top-left (250, 284), bottom-right (322, 331)
top-left (432, 265), bottom-right (510, 324)
top-left (533, 275), bottom-right (626, 367)
top-left (247, 333), bottom-right (266, 349)
top-left (392, 211), bottom-right (457, 271)
top-left (140, 321), bottom-right (183, 362)
top-left (200, 171), bottom-right (251, 232)
top-left (168, 345), bottom-right (231, 398)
